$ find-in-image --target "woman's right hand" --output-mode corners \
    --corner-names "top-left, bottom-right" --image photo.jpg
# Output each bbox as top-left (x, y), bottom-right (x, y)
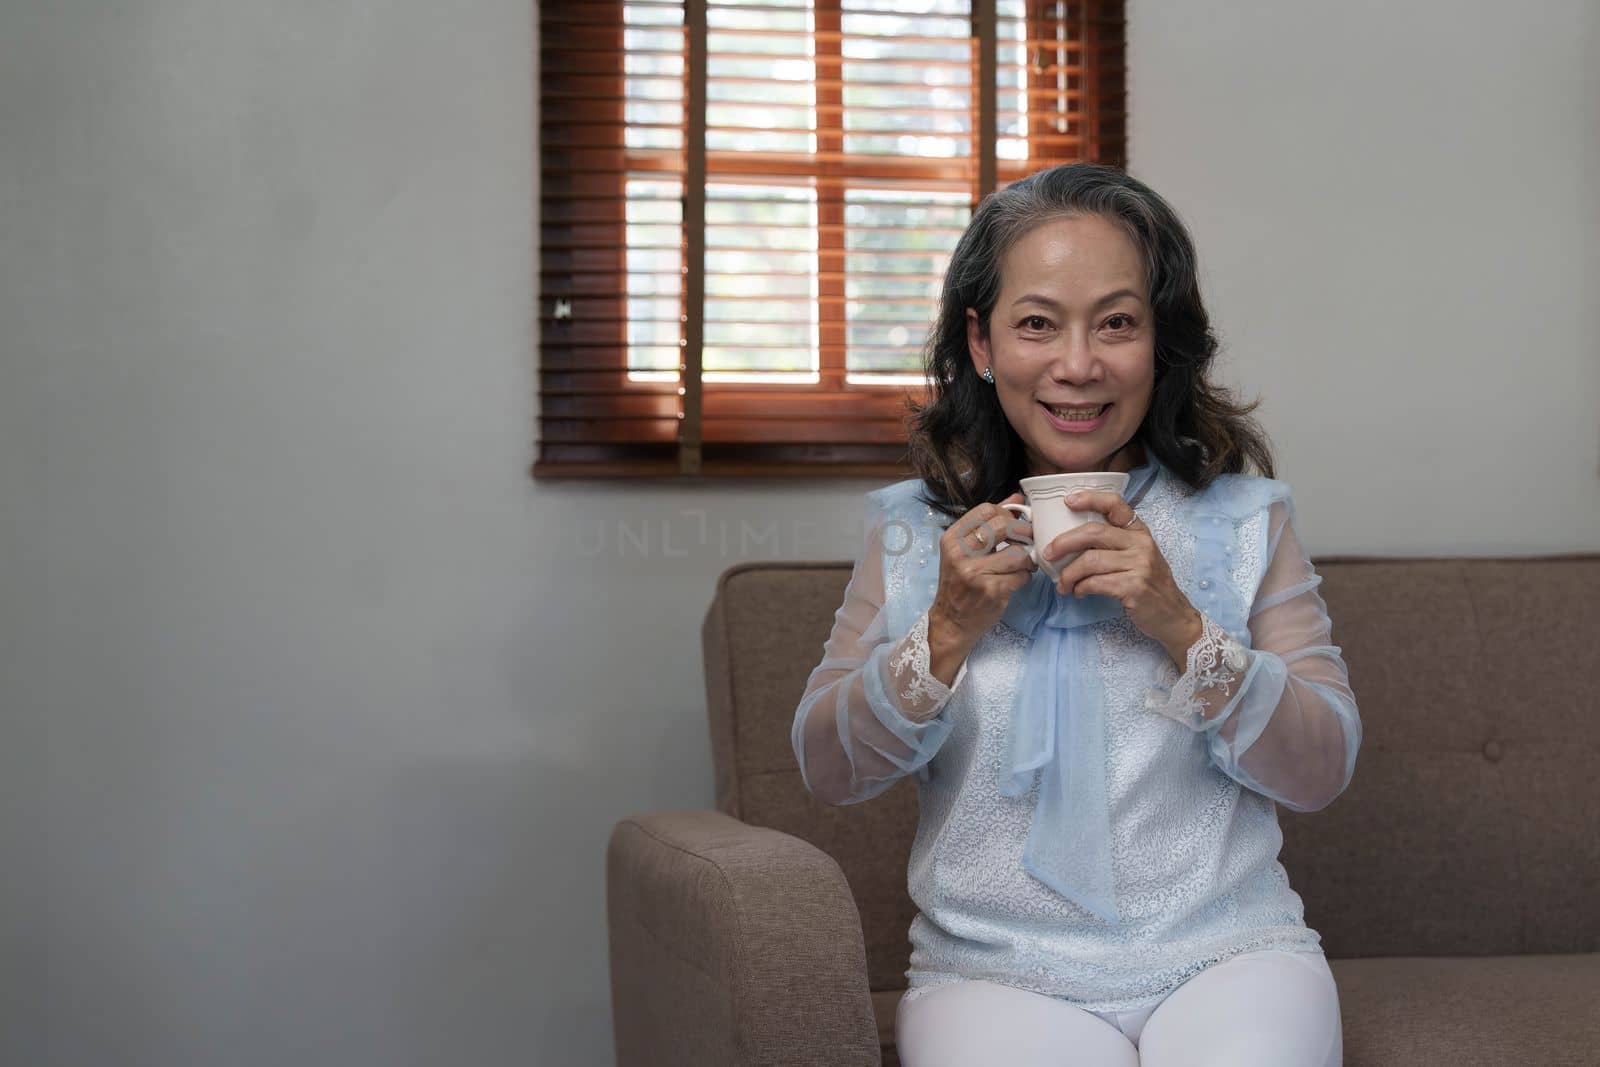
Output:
top-left (927, 492), bottom-right (1037, 656)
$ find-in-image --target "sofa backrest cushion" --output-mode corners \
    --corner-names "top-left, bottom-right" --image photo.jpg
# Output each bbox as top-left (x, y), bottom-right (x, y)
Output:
top-left (702, 554), bottom-right (1600, 990)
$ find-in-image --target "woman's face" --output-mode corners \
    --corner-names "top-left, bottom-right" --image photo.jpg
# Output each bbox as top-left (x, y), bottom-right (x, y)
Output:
top-left (966, 213), bottom-right (1156, 478)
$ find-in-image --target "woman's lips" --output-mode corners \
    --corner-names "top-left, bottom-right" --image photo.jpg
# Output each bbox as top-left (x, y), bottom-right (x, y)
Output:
top-left (1039, 401), bottom-right (1112, 433)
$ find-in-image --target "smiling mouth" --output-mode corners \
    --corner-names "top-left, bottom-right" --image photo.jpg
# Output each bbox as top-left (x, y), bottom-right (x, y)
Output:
top-left (1040, 401), bottom-right (1111, 421)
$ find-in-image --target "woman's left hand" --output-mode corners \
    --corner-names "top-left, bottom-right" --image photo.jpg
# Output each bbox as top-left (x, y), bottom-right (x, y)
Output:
top-left (1045, 489), bottom-right (1202, 664)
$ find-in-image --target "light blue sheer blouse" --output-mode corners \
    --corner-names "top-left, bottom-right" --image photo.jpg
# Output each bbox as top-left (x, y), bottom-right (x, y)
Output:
top-left (790, 452), bottom-right (1363, 1010)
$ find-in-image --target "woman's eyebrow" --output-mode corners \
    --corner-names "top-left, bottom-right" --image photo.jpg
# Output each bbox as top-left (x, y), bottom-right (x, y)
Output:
top-left (1011, 288), bottom-right (1143, 312)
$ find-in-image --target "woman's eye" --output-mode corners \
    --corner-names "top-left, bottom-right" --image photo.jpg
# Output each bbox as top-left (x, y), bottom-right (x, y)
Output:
top-left (1104, 313), bottom-right (1135, 331)
top-left (1021, 315), bottom-right (1052, 331)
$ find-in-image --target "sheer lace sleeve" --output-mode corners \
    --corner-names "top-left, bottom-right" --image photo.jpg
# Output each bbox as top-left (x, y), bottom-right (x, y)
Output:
top-left (790, 504), bottom-right (970, 806)
top-left (1147, 498), bottom-right (1363, 812)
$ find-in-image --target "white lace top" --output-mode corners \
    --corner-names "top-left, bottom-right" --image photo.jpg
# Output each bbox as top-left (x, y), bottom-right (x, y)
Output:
top-left (789, 457), bottom-right (1363, 1012)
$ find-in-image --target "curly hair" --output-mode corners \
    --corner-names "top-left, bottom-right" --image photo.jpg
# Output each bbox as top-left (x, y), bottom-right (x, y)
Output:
top-left (902, 162), bottom-right (1276, 522)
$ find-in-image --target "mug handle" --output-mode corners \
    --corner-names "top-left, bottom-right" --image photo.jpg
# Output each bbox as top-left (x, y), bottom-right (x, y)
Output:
top-left (996, 502), bottom-right (1039, 566)
top-left (998, 502), bottom-right (1072, 579)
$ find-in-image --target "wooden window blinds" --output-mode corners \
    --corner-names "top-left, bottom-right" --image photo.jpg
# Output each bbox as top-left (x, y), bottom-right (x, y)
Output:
top-left (536, 0), bottom-right (1127, 479)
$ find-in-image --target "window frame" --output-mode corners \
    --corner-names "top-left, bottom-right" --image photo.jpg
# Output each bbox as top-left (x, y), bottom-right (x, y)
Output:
top-left (535, 0), bottom-right (1127, 480)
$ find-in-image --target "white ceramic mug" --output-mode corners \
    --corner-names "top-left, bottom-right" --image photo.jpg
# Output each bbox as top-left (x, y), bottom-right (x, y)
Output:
top-left (996, 471), bottom-right (1132, 580)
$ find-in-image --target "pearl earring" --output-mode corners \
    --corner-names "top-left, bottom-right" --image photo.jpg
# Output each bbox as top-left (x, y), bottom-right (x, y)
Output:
top-left (982, 367), bottom-right (995, 384)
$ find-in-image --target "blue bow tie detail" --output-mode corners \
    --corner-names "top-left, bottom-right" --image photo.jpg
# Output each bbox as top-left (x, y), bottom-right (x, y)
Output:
top-left (994, 458), bottom-right (1161, 926)
top-left (998, 572), bottom-right (1127, 925)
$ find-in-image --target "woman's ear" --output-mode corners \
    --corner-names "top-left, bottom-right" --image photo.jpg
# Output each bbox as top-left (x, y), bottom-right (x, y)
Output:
top-left (965, 308), bottom-right (990, 374)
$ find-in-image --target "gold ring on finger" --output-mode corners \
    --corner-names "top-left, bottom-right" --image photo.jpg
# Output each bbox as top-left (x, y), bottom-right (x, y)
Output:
top-left (972, 527), bottom-right (988, 548)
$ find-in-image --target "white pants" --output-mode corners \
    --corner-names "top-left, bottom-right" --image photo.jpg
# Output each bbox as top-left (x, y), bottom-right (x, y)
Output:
top-left (896, 949), bottom-right (1343, 1067)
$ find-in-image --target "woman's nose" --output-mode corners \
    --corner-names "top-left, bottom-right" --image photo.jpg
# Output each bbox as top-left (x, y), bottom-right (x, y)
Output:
top-left (1047, 332), bottom-right (1101, 380)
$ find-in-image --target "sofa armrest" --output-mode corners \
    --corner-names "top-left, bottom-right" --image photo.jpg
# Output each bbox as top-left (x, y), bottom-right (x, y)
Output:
top-left (606, 809), bottom-right (881, 1067)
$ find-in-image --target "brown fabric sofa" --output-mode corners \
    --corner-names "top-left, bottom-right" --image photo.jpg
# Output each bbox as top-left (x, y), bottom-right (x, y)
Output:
top-left (607, 550), bottom-right (1600, 1066)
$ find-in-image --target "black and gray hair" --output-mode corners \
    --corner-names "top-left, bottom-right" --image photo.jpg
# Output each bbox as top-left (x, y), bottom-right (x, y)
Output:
top-left (904, 161), bottom-right (1276, 521)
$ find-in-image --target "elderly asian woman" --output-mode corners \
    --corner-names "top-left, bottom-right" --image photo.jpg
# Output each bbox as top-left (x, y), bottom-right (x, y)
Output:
top-left (790, 163), bottom-right (1361, 1067)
